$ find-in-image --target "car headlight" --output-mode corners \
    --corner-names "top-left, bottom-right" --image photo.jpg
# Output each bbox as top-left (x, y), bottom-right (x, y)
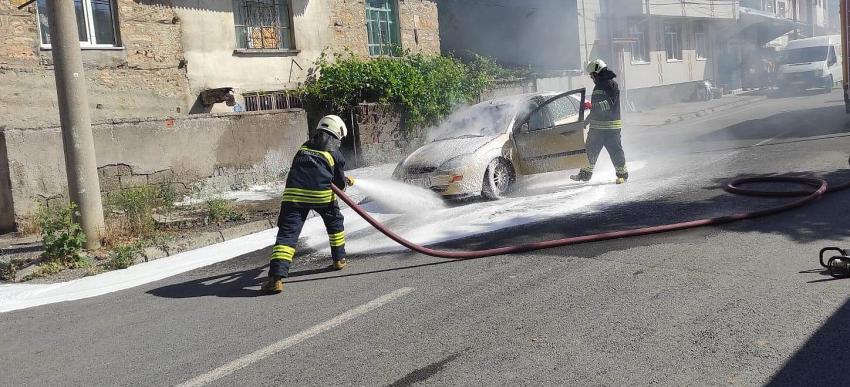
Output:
top-left (440, 155), bottom-right (477, 171)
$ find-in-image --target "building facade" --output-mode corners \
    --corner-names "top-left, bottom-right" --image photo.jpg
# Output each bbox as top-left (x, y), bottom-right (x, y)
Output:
top-left (438, 0), bottom-right (739, 108)
top-left (439, 0), bottom-right (829, 108)
top-left (1, 0), bottom-right (190, 129)
top-left (0, 0), bottom-right (440, 231)
top-left (175, 0), bottom-right (439, 114)
top-left (0, 0), bottom-right (441, 125)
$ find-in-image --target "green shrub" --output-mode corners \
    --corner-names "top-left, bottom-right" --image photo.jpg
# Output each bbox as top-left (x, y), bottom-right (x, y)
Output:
top-left (109, 243), bottom-right (141, 270)
top-left (206, 198), bottom-right (243, 224)
top-left (36, 203), bottom-right (87, 265)
top-left (299, 51), bottom-right (505, 130)
top-left (108, 186), bottom-right (163, 237)
top-left (158, 183), bottom-right (178, 214)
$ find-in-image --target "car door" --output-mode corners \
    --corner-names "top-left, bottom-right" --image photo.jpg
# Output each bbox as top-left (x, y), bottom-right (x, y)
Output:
top-left (511, 89), bottom-right (587, 175)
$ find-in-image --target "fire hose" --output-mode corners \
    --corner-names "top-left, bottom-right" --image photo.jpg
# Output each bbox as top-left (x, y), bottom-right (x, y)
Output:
top-left (331, 168), bottom-right (850, 274)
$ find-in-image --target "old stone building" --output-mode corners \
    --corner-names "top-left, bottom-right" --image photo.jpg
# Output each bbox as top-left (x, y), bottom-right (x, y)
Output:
top-left (0, 0), bottom-right (190, 128)
top-left (174, 0), bottom-right (440, 114)
top-left (0, 0), bottom-right (440, 232)
top-left (1, 0), bottom-right (441, 123)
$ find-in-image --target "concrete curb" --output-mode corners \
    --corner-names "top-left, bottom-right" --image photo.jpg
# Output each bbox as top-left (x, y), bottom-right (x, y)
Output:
top-left (9, 219), bottom-right (277, 281)
top-left (661, 99), bottom-right (742, 125)
top-left (631, 96), bottom-right (767, 127)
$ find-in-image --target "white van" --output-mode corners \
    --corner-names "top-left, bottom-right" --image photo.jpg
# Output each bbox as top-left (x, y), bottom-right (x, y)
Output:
top-left (777, 35), bottom-right (843, 93)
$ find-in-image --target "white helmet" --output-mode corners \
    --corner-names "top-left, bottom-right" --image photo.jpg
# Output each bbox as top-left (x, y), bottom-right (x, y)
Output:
top-left (316, 115), bottom-right (348, 140)
top-left (586, 59), bottom-right (607, 75)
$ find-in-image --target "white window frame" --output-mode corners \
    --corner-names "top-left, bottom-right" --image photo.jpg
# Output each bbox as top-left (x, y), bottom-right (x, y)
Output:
top-left (664, 22), bottom-right (682, 62)
top-left (629, 20), bottom-right (650, 64)
top-left (36, 0), bottom-right (122, 50)
top-left (695, 23), bottom-right (708, 61)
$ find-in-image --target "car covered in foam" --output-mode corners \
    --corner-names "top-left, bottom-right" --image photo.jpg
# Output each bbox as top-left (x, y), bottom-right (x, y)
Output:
top-left (393, 89), bottom-right (590, 199)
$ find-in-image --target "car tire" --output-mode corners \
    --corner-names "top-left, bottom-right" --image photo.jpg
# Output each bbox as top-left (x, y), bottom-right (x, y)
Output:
top-left (823, 75), bottom-right (834, 93)
top-left (481, 158), bottom-right (515, 200)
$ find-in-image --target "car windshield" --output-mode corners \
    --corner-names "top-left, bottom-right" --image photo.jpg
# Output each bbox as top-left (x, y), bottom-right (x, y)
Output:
top-left (429, 103), bottom-right (516, 141)
top-left (778, 46), bottom-right (828, 64)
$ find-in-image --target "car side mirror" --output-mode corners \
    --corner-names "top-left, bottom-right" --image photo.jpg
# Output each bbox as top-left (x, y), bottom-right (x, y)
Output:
top-left (519, 122), bottom-right (529, 133)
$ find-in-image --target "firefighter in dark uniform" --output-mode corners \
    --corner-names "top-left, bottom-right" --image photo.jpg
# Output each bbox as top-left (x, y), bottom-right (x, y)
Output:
top-left (571, 59), bottom-right (629, 184)
top-left (263, 115), bottom-right (354, 294)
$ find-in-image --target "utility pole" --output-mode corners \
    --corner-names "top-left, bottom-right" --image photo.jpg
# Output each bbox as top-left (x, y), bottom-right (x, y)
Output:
top-left (45, 0), bottom-right (105, 249)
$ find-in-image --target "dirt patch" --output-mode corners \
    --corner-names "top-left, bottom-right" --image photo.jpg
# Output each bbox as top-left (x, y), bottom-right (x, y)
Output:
top-left (1, 198), bottom-right (282, 284)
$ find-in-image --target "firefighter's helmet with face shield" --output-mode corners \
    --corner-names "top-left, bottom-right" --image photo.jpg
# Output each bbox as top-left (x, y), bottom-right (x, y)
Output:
top-left (586, 59), bottom-right (607, 75)
top-left (317, 115), bottom-right (348, 140)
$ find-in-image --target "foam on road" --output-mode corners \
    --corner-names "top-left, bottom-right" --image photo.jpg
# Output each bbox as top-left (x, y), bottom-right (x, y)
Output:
top-left (0, 161), bottom-right (646, 313)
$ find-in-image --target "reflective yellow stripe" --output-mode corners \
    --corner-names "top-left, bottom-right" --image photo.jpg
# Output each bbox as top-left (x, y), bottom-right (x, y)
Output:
top-left (300, 147), bottom-right (335, 167)
top-left (282, 196), bottom-right (335, 204)
top-left (270, 245), bottom-right (295, 262)
top-left (283, 188), bottom-right (333, 197)
top-left (328, 232), bottom-right (345, 247)
top-left (282, 188), bottom-right (335, 204)
top-left (590, 120), bottom-right (622, 129)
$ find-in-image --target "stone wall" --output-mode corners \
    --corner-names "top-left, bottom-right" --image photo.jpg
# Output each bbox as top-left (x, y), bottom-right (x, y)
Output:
top-left (0, 109), bottom-right (308, 231)
top-left (353, 103), bottom-right (424, 166)
top-left (0, 0), bottom-right (190, 129)
top-left (332, 0), bottom-right (439, 57)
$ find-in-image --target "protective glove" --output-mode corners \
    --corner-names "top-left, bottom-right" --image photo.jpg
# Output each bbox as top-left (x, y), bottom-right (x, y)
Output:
top-left (345, 176), bottom-right (356, 187)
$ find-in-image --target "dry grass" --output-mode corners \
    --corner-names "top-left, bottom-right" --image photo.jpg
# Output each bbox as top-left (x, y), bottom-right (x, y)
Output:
top-left (99, 217), bottom-right (139, 250)
top-left (16, 216), bottom-right (40, 236)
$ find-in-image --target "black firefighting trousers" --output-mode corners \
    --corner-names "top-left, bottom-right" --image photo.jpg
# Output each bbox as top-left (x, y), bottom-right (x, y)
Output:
top-left (581, 129), bottom-right (628, 178)
top-left (269, 202), bottom-right (345, 278)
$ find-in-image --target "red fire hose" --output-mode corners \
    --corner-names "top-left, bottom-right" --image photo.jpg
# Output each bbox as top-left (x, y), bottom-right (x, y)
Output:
top-left (331, 173), bottom-right (850, 260)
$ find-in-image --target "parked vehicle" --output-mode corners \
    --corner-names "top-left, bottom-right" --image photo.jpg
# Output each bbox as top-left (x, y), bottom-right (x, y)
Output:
top-left (393, 89), bottom-right (590, 200)
top-left (776, 35), bottom-right (843, 93)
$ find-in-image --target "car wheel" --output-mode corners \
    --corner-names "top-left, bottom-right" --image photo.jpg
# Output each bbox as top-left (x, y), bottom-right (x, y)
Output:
top-left (481, 158), bottom-right (515, 200)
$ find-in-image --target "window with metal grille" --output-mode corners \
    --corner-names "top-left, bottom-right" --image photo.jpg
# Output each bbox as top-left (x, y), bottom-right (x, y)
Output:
top-left (243, 91), bottom-right (303, 112)
top-left (664, 22), bottom-right (682, 61)
top-left (233, 0), bottom-right (294, 50)
top-left (37, 0), bottom-right (120, 48)
top-left (366, 0), bottom-right (401, 56)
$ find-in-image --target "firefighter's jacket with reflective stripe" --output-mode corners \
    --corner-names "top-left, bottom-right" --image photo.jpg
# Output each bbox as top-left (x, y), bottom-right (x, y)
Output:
top-left (282, 141), bottom-right (347, 207)
top-left (589, 69), bottom-right (622, 130)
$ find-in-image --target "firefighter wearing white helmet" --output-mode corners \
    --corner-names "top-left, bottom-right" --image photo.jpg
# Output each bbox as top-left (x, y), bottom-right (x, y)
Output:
top-left (571, 59), bottom-right (629, 184)
top-left (263, 114), bottom-right (355, 294)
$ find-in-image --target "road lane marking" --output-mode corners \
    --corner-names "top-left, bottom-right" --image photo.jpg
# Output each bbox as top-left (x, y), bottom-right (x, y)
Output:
top-left (176, 287), bottom-right (415, 387)
top-left (753, 135), bottom-right (780, 147)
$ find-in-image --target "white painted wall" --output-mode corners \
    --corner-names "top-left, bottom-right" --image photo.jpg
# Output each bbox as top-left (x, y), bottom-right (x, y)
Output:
top-left (172, 0), bottom-right (333, 102)
top-left (645, 0), bottom-right (737, 19)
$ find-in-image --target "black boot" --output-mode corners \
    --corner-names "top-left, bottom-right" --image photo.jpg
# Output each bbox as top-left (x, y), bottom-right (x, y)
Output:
top-left (570, 169), bottom-right (592, 182)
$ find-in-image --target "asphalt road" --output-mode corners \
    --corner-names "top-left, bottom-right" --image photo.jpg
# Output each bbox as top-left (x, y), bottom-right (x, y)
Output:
top-left (3, 90), bottom-right (850, 386)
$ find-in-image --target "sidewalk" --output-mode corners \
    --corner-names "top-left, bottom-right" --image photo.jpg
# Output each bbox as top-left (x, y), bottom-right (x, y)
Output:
top-left (624, 93), bottom-right (766, 127)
